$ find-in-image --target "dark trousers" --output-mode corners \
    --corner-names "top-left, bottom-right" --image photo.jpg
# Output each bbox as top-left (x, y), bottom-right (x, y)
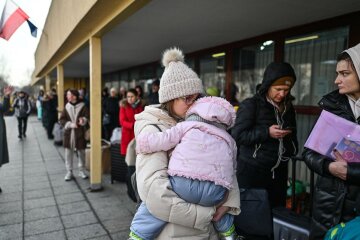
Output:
top-left (17, 117), bottom-right (28, 136)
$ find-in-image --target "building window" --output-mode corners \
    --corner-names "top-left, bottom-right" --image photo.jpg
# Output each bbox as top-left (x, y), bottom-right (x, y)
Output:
top-left (232, 41), bottom-right (274, 102)
top-left (199, 52), bottom-right (226, 97)
top-left (285, 27), bottom-right (349, 106)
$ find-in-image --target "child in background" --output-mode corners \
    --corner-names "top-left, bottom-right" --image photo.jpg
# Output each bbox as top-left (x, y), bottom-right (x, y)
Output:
top-left (130, 96), bottom-right (240, 240)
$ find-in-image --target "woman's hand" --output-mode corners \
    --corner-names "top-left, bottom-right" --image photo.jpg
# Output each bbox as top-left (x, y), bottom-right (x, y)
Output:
top-left (212, 206), bottom-right (230, 222)
top-left (329, 150), bottom-right (348, 180)
top-left (269, 125), bottom-right (291, 139)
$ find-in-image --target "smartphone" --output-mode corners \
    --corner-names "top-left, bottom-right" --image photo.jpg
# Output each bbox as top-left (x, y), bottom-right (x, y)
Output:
top-left (282, 126), bottom-right (295, 131)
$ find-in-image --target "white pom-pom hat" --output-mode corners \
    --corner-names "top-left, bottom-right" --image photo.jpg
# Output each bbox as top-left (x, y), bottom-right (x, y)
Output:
top-left (159, 47), bottom-right (204, 103)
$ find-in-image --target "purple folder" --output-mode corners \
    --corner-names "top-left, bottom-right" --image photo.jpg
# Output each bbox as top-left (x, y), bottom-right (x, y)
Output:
top-left (304, 110), bottom-right (360, 160)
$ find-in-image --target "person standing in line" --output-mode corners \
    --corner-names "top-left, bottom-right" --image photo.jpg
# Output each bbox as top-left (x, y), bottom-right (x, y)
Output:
top-left (0, 86), bottom-right (13, 193)
top-left (303, 43), bottom-right (360, 239)
top-left (231, 62), bottom-right (298, 239)
top-left (102, 87), bottom-right (120, 140)
top-left (60, 89), bottom-right (90, 181)
top-left (42, 89), bottom-right (58, 139)
top-left (36, 90), bottom-right (44, 120)
top-left (119, 88), bottom-right (143, 157)
top-left (12, 90), bottom-right (32, 139)
top-left (147, 79), bottom-right (160, 105)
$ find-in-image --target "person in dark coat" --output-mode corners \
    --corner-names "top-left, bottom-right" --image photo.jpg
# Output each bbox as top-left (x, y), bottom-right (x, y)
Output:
top-left (42, 89), bottom-right (58, 139)
top-left (0, 86), bottom-right (13, 193)
top-left (12, 90), bottom-right (31, 139)
top-left (303, 43), bottom-right (360, 239)
top-left (231, 62), bottom-right (298, 239)
top-left (102, 87), bottom-right (120, 140)
top-left (147, 79), bottom-right (160, 105)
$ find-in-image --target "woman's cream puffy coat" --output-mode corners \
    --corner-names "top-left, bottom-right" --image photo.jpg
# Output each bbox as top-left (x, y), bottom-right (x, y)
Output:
top-left (134, 105), bottom-right (240, 239)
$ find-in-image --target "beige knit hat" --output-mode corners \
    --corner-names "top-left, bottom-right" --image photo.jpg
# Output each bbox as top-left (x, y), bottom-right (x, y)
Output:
top-left (159, 47), bottom-right (204, 103)
top-left (344, 43), bottom-right (360, 79)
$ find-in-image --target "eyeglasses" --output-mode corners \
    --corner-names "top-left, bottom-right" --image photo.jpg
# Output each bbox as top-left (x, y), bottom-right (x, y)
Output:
top-left (180, 94), bottom-right (198, 105)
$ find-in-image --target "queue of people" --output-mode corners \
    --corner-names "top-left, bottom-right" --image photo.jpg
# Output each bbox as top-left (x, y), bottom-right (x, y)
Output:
top-left (1, 43), bottom-right (359, 239)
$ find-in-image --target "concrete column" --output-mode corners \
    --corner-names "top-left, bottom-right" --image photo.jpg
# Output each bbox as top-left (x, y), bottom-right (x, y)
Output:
top-left (57, 65), bottom-right (64, 112)
top-left (89, 36), bottom-right (102, 191)
top-left (45, 75), bottom-right (51, 92)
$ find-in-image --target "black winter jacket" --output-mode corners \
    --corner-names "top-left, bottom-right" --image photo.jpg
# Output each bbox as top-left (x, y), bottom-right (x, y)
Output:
top-left (231, 93), bottom-right (298, 173)
top-left (303, 90), bottom-right (360, 239)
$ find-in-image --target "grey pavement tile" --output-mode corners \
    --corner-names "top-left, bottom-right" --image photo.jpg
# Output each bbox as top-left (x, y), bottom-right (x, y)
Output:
top-left (61, 211), bottom-right (98, 229)
top-left (0, 185), bottom-right (22, 193)
top-left (24, 188), bottom-right (53, 200)
top-left (111, 231), bottom-right (130, 240)
top-left (25, 205), bottom-right (59, 221)
top-left (65, 223), bottom-right (107, 240)
top-left (96, 207), bottom-right (133, 221)
top-left (24, 181), bottom-right (51, 191)
top-left (55, 192), bottom-right (85, 205)
top-left (0, 210), bottom-right (23, 226)
top-left (24, 196), bottom-right (56, 210)
top-left (0, 223), bottom-right (22, 240)
top-left (24, 175), bottom-right (49, 184)
top-left (53, 184), bottom-right (81, 195)
top-left (59, 201), bottom-right (91, 216)
top-left (102, 218), bottom-right (130, 233)
top-left (25, 216), bottom-right (63, 236)
top-left (86, 235), bottom-right (111, 240)
top-left (0, 191), bottom-right (21, 203)
top-left (25, 230), bottom-right (66, 240)
top-left (0, 201), bottom-right (22, 214)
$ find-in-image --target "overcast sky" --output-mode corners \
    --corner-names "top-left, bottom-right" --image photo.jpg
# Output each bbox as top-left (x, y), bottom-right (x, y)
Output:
top-left (0, 0), bottom-right (52, 87)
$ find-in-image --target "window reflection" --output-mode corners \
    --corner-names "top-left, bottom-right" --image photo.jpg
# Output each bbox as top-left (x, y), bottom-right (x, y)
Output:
top-left (232, 42), bottom-right (274, 102)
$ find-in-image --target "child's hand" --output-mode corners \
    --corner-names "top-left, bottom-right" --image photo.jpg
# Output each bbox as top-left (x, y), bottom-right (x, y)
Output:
top-left (212, 206), bottom-right (230, 222)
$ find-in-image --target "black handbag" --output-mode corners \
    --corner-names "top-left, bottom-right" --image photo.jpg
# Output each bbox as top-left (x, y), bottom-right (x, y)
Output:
top-left (234, 188), bottom-right (273, 237)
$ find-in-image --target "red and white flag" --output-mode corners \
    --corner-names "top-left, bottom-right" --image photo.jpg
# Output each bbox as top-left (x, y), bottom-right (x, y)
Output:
top-left (0, 0), bottom-right (29, 40)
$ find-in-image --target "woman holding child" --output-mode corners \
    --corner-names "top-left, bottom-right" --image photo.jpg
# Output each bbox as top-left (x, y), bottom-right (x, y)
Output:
top-left (130, 47), bottom-right (240, 239)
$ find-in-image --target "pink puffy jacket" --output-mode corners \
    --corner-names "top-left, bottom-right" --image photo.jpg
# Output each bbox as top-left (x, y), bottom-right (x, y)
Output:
top-left (136, 96), bottom-right (237, 189)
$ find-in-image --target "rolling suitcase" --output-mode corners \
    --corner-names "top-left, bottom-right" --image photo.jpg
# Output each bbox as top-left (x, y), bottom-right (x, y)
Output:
top-left (272, 156), bottom-right (314, 240)
top-left (110, 144), bottom-right (127, 183)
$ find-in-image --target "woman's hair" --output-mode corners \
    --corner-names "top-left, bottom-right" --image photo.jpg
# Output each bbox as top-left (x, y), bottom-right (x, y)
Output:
top-left (337, 52), bottom-right (355, 71)
top-left (135, 85), bottom-right (143, 98)
top-left (160, 100), bottom-right (179, 120)
top-left (68, 88), bottom-right (79, 100)
top-left (127, 88), bottom-right (138, 96)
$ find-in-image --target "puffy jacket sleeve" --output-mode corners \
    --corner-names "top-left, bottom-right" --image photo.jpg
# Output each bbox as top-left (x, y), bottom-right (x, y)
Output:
top-left (136, 125), bottom-right (215, 231)
top-left (136, 123), bottom-right (186, 154)
top-left (347, 163), bottom-right (360, 185)
top-left (231, 97), bottom-right (269, 146)
top-left (222, 174), bottom-right (241, 215)
top-left (302, 147), bottom-right (333, 177)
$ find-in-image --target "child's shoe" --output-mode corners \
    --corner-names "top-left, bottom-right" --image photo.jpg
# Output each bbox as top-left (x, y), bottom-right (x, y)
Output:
top-left (129, 231), bottom-right (142, 240)
top-left (219, 224), bottom-right (240, 240)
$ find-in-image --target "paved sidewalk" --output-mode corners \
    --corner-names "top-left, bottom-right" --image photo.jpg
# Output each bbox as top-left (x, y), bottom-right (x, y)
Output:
top-left (0, 116), bottom-right (136, 240)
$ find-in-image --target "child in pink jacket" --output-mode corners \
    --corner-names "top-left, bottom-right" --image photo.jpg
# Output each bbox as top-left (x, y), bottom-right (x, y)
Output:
top-left (130, 96), bottom-right (239, 240)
